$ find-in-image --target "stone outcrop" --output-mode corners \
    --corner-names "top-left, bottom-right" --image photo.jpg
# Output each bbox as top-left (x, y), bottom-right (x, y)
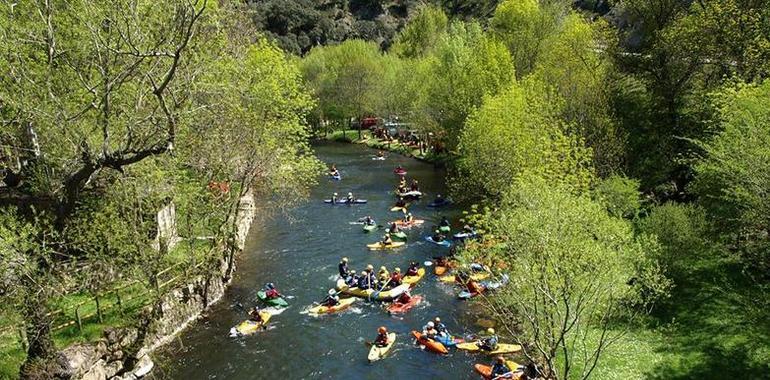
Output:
top-left (62, 193), bottom-right (256, 379)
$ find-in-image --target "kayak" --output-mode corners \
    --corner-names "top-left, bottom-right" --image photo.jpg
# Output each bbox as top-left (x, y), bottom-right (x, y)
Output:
top-left (341, 283), bottom-right (410, 301)
top-left (458, 289), bottom-right (484, 299)
top-left (402, 268), bottom-right (426, 286)
top-left (391, 231), bottom-right (408, 240)
top-left (438, 225), bottom-right (451, 233)
top-left (393, 168), bottom-right (407, 175)
top-left (363, 224), bottom-right (378, 232)
top-left (331, 174), bottom-right (341, 180)
top-left (458, 341), bottom-right (522, 355)
top-left (412, 331), bottom-right (448, 354)
top-left (324, 199), bottom-right (367, 204)
top-left (425, 236), bottom-right (451, 247)
top-left (434, 265), bottom-right (447, 275)
top-left (435, 334), bottom-right (464, 347)
top-left (367, 241), bottom-right (406, 250)
top-left (397, 190), bottom-right (422, 198)
top-left (387, 295), bottom-right (423, 314)
top-left (230, 311), bottom-right (271, 336)
top-left (393, 219), bottom-right (424, 228)
top-left (453, 231), bottom-right (478, 240)
top-left (390, 206), bottom-right (408, 213)
top-left (368, 332), bottom-right (396, 362)
top-left (307, 297), bottom-right (356, 314)
top-left (459, 275), bottom-right (509, 299)
top-left (438, 272), bottom-right (490, 283)
top-left (474, 361), bottom-right (522, 379)
top-left (427, 199), bottom-right (450, 208)
top-left (372, 156), bottom-right (386, 161)
top-left (256, 291), bottom-right (289, 307)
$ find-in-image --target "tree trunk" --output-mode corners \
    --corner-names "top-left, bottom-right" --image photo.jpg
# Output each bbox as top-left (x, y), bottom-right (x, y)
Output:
top-left (19, 296), bottom-right (66, 379)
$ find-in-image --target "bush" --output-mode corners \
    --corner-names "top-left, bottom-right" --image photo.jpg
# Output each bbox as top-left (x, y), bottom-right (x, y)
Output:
top-left (593, 175), bottom-right (641, 218)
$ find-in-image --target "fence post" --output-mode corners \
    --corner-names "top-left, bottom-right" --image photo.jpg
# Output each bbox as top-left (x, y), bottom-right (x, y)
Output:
top-left (75, 306), bottom-right (83, 333)
top-left (116, 291), bottom-right (123, 315)
top-left (95, 294), bottom-right (103, 323)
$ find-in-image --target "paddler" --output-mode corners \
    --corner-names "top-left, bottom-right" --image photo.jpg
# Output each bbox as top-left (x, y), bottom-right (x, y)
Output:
top-left (404, 212), bottom-right (414, 224)
top-left (389, 267), bottom-right (402, 286)
top-left (410, 179), bottom-right (419, 191)
top-left (377, 150), bottom-right (385, 158)
top-left (331, 192), bottom-right (339, 204)
top-left (432, 228), bottom-right (446, 242)
top-left (433, 194), bottom-right (445, 205)
top-left (434, 317), bottom-right (448, 335)
top-left (263, 283), bottom-right (282, 299)
top-left (406, 261), bottom-right (419, 276)
top-left (248, 306), bottom-right (264, 323)
top-left (378, 266), bottom-right (390, 283)
top-left (397, 183), bottom-right (407, 194)
top-left (321, 289), bottom-right (340, 307)
top-left (338, 257), bottom-right (349, 277)
top-left (439, 216), bottom-right (450, 228)
top-left (434, 256), bottom-right (449, 268)
top-left (422, 321), bottom-right (438, 339)
top-left (395, 288), bottom-right (412, 304)
top-left (389, 222), bottom-right (400, 234)
top-left (346, 192), bottom-right (355, 203)
top-left (490, 356), bottom-right (512, 379)
top-left (381, 232), bottom-right (393, 246)
top-left (478, 328), bottom-right (499, 351)
top-left (363, 215), bottom-right (376, 226)
top-left (329, 164), bottom-right (339, 176)
top-left (357, 270), bottom-right (372, 290)
top-left (398, 176), bottom-right (406, 187)
top-left (374, 326), bottom-right (390, 347)
top-left (344, 269), bottom-right (358, 286)
top-left (395, 197), bottom-right (407, 208)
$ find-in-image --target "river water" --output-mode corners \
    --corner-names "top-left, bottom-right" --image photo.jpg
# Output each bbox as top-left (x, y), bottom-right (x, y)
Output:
top-left (155, 142), bottom-right (490, 379)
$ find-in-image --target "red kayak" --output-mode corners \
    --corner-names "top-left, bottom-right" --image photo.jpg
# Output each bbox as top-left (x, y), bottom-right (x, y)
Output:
top-left (388, 295), bottom-right (423, 314)
top-left (393, 168), bottom-right (407, 176)
top-left (412, 331), bottom-right (448, 354)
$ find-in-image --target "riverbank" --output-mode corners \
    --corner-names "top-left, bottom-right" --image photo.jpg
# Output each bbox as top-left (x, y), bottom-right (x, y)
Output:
top-left (322, 129), bottom-right (451, 167)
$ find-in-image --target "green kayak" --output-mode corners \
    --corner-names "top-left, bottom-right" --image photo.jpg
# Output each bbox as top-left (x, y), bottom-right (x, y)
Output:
top-left (257, 291), bottom-right (289, 307)
top-left (363, 224), bottom-right (378, 232)
top-left (391, 231), bottom-right (408, 240)
top-left (439, 225), bottom-right (451, 233)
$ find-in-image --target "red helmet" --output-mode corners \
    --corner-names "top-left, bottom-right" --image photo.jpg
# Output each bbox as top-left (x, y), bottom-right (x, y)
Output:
top-left (378, 326), bottom-right (387, 334)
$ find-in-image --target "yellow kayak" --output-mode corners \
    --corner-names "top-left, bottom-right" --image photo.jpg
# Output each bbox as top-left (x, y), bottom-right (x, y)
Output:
top-left (341, 283), bottom-right (410, 301)
top-left (438, 272), bottom-right (490, 283)
top-left (456, 341), bottom-right (522, 355)
top-left (232, 311), bottom-right (272, 336)
top-left (307, 297), bottom-right (356, 315)
top-left (367, 241), bottom-right (406, 250)
top-left (390, 206), bottom-right (408, 213)
top-left (368, 332), bottom-right (396, 362)
top-left (402, 268), bottom-right (426, 286)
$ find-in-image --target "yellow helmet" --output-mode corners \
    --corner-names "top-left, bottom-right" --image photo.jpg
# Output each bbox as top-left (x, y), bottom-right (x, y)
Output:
top-left (394, 267), bottom-right (401, 272)
top-left (487, 328), bottom-right (495, 334)
top-left (366, 264), bottom-right (374, 270)
top-left (379, 266), bottom-right (387, 272)
top-left (342, 257), bottom-right (348, 262)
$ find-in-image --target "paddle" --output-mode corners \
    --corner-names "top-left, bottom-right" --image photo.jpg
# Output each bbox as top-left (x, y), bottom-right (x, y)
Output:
top-left (491, 371), bottom-right (515, 380)
top-left (423, 260), bottom-right (434, 267)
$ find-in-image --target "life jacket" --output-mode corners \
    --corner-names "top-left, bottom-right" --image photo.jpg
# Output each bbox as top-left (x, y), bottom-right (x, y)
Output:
top-left (375, 332), bottom-right (389, 346)
top-left (338, 262), bottom-right (348, 277)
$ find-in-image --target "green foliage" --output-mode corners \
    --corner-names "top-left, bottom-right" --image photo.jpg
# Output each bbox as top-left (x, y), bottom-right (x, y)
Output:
top-left (466, 178), bottom-right (669, 380)
top-left (690, 81), bottom-right (770, 273)
top-left (454, 80), bottom-right (594, 202)
top-left (593, 175), bottom-right (641, 219)
top-left (490, 0), bottom-right (552, 77)
top-left (390, 5), bottom-right (448, 58)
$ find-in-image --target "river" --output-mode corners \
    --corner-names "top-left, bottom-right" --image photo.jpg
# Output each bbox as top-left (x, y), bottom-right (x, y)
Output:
top-left (154, 142), bottom-right (489, 379)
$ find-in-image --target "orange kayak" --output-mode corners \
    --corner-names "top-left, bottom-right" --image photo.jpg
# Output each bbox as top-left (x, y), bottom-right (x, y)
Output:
top-left (474, 361), bottom-right (522, 379)
top-left (388, 295), bottom-right (422, 314)
top-left (412, 331), bottom-right (448, 354)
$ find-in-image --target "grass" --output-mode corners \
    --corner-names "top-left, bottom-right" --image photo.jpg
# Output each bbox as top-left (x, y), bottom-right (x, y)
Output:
top-left (322, 128), bottom-right (451, 165)
top-left (590, 256), bottom-right (770, 379)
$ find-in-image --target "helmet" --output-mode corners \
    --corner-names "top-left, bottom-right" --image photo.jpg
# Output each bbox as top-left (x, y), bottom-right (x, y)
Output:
top-left (342, 257), bottom-right (348, 262)
top-left (380, 266), bottom-right (387, 272)
top-left (408, 213), bottom-right (413, 216)
top-left (348, 192), bottom-right (353, 196)
top-left (378, 326), bottom-right (387, 334)
top-left (366, 264), bottom-right (374, 271)
top-left (434, 317), bottom-right (441, 322)
top-left (328, 289), bottom-right (336, 295)
top-left (334, 192), bottom-right (338, 196)
top-left (427, 322), bottom-right (435, 328)
top-left (496, 356), bottom-right (505, 364)
top-left (266, 283), bottom-right (275, 289)
top-left (394, 267), bottom-right (401, 272)
top-left (487, 328), bottom-right (495, 335)
top-left (360, 271), bottom-right (367, 275)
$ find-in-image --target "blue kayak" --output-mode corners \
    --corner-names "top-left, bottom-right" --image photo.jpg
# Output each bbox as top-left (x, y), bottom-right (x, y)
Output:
top-left (425, 236), bottom-right (451, 247)
top-left (427, 199), bottom-right (451, 208)
top-left (324, 199), bottom-right (367, 204)
top-left (331, 174), bottom-right (341, 181)
top-left (435, 334), bottom-right (463, 347)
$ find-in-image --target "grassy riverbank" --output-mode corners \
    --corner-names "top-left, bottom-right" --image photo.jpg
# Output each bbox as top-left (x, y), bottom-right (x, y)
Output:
top-left (323, 129), bottom-right (451, 166)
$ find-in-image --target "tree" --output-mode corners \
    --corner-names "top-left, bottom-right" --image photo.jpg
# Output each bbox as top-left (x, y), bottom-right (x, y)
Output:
top-left (463, 178), bottom-right (669, 380)
top-left (390, 5), bottom-right (448, 58)
top-left (490, 0), bottom-right (556, 78)
top-left (690, 81), bottom-right (770, 274)
top-left (454, 80), bottom-right (594, 202)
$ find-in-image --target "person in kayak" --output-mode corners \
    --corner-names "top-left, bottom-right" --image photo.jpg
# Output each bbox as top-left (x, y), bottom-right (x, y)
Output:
top-left (410, 179), bottom-right (419, 191)
top-left (432, 228), bottom-right (446, 242)
top-left (346, 192), bottom-right (355, 203)
top-left (377, 150), bottom-right (385, 158)
top-left (406, 262), bottom-right (419, 276)
top-left (378, 266), bottom-right (390, 283)
top-left (321, 288), bottom-right (340, 307)
top-left (264, 283), bottom-right (282, 299)
top-left (390, 267), bottom-right (402, 286)
top-left (395, 197), bottom-right (407, 208)
top-left (248, 306), bottom-right (264, 323)
top-left (403, 213), bottom-right (414, 224)
top-left (433, 194), bottom-right (445, 205)
top-left (389, 222), bottom-right (400, 234)
top-left (398, 176), bottom-right (406, 187)
top-left (490, 356), bottom-right (512, 378)
top-left (397, 183), bottom-right (407, 195)
top-left (396, 288), bottom-right (412, 304)
top-left (374, 326), bottom-right (390, 347)
top-left (478, 328), bottom-right (499, 351)
top-left (422, 321), bottom-right (438, 339)
top-left (434, 317), bottom-right (448, 335)
top-left (329, 164), bottom-right (339, 177)
top-left (381, 232), bottom-right (393, 246)
top-left (434, 256), bottom-right (449, 268)
top-left (439, 216), bottom-right (450, 228)
top-left (331, 192), bottom-right (339, 204)
top-left (344, 269), bottom-right (358, 287)
top-left (338, 257), bottom-right (349, 278)
top-left (358, 270), bottom-right (372, 290)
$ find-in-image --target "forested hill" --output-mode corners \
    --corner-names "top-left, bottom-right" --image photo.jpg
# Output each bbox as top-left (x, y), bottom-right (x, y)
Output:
top-left (243, 0), bottom-right (503, 54)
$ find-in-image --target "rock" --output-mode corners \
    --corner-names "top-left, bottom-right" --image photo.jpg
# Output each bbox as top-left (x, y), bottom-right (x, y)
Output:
top-left (104, 360), bottom-right (123, 378)
top-left (132, 355), bottom-right (154, 378)
top-left (118, 328), bottom-right (138, 348)
top-left (81, 359), bottom-right (107, 380)
top-left (60, 343), bottom-right (104, 378)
